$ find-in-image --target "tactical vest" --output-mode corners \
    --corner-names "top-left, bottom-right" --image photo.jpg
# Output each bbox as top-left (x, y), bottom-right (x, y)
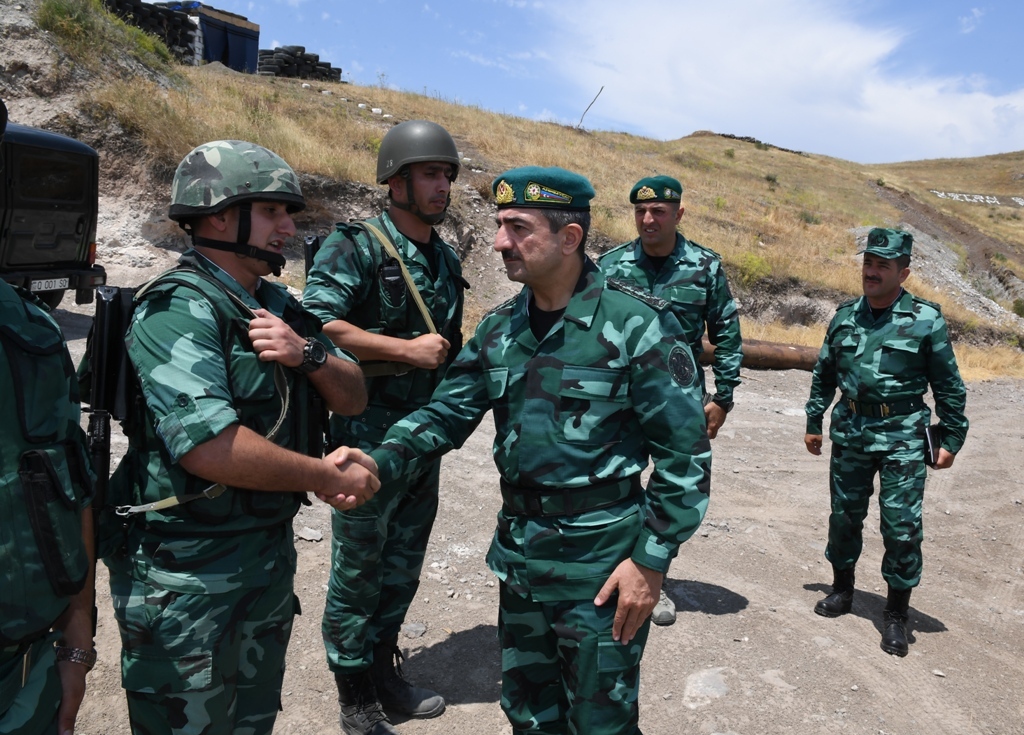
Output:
top-left (109, 267), bottom-right (323, 540)
top-left (0, 284), bottom-right (93, 646)
top-left (329, 217), bottom-right (466, 403)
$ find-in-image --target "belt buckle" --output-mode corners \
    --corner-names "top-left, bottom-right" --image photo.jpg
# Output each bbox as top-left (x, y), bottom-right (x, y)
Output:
top-left (881, 403), bottom-right (890, 417)
top-left (847, 399), bottom-right (857, 414)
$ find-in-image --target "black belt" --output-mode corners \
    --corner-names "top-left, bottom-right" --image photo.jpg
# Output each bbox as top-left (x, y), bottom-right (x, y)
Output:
top-left (500, 475), bottom-right (641, 518)
top-left (843, 395), bottom-right (924, 418)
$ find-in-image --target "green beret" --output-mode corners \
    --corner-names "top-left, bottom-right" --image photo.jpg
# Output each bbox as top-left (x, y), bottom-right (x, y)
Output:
top-left (492, 166), bottom-right (594, 210)
top-left (630, 175), bottom-right (683, 204)
top-left (861, 227), bottom-right (913, 259)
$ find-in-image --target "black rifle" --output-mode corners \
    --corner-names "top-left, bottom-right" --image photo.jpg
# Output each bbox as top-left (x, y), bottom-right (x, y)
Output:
top-left (304, 234), bottom-right (321, 276)
top-left (83, 285), bottom-right (135, 542)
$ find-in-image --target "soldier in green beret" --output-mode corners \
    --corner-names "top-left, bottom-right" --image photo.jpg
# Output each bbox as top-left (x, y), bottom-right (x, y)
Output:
top-left (0, 96), bottom-right (97, 735)
top-left (370, 165), bottom-right (711, 734)
top-left (105, 140), bottom-right (380, 735)
top-left (805, 227), bottom-right (968, 657)
top-left (599, 174), bottom-right (742, 625)
top-left (303, 120), bottom-right (466, 733)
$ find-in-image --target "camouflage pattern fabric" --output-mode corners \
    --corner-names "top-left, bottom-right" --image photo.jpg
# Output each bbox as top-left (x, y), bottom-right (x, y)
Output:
top-left (599, 233), bottom-right (742, 403)
top-left (371, 259), bottom-right (711, 596)
top-left (826, 443), bottom-right (926, 589)
top-left (106, 251), bottom-right (339, 732)
top-left (805, 290), bottom-right (968, 452)
top-left (303, 211), bottom-right (465, 672)
top-left (0, 280), bottom-right (93, 730)
top-left (109, 545), bottom-right (296, 735)
top-left (499, 583), bottom-right (649, 734)
top-left (321, 462), bottom-right (439, 673)
top-left (168, 140), bottom-right (304, 221)
top-left (806, 289), bottom-right (968, 588)
top-left (0, 632), bottom-right (63, 735)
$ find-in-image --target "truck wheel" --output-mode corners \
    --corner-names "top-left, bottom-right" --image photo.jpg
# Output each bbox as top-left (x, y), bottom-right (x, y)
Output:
top-left (37, 290), bottom-right (65, 310)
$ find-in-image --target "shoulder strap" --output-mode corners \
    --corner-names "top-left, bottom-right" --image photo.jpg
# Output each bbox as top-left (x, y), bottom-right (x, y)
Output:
top-left (353, 221), bottom-right (438, 335)
top-left (116, 266), bottom-right (291, 518)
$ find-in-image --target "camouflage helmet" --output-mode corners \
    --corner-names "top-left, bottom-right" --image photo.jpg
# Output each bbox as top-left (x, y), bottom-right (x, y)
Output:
top-left (168, 140), bottom-right (305, 222)
top-left (376, 120), bottom-right (459, 184)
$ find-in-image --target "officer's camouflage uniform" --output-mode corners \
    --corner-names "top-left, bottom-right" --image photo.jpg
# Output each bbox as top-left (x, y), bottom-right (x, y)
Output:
top-left (599, 233), bottom-right (742, 405)
top-left (105, 250), bottom-right (343, 735)
top-left (303, 211), bottom-right (465, 674)
top-left (805, 289), bottom-right (968, 589)
top-left (1, 281), bottom-right (94, 735)
top-left (371, 259), bottom-right (711, 734)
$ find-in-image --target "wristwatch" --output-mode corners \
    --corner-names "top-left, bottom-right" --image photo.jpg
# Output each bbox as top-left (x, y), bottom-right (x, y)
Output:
top-left (55, 644), bottom-right (97, 670)
top-left (296, 338), bottom-right (328, 374)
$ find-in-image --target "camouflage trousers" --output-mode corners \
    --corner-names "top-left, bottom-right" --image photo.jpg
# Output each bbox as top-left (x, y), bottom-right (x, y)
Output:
top-left (499, 583), bottom-right (650, 735)
top-left (108, 560), bottom-right (297, 735)
top-left (826, 441), bottom-right (927, 590)
top-left (0, 632), bottom-right (62, 735)
top-left (322, 459), bottom-right (440, 673)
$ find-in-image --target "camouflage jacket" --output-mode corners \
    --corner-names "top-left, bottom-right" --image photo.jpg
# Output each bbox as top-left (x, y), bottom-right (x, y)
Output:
top-left (599, 233), bottom-right (742, 404)
top-left (108, 251), bottom-right (345, 594)
top-left (303, 211), bottom-right (466, 446)
top-left (0, 280), bottom-right (93, 647)
top-left (371, 260), bottom-right (711, 601)
top-left (805, 290), bottom-right (968, 454)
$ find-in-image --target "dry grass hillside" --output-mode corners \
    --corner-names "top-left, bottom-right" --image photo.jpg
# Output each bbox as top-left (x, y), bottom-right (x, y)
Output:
top-left (5, 0), bottom-right (1024, 377)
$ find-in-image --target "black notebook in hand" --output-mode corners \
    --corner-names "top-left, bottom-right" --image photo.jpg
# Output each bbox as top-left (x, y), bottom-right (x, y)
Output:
top-left (925, 425), bottom-right (941, 467)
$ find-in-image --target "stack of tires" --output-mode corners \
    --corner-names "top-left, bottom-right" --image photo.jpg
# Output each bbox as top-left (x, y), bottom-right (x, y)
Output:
top-left (102, 0), bottom-right (197, 63)
top-left (257, 46), bottom-right (343, 82)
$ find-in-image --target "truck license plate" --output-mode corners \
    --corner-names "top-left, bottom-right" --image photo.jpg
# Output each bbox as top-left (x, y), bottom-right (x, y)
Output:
top-left (30, 277), bottom-right (69, 292)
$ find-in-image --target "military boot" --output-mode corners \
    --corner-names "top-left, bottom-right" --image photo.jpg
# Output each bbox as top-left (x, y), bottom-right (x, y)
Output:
top-left (335, 671), bottom-right (399, 735)
top-left (814, 566), bottom-right (855, 617)
top-left (371, 637), bottom-right (445, 719)
top-left (880, 586), bottom-right (912, 657)
top-left (651, 588), bottom-right (677, 626)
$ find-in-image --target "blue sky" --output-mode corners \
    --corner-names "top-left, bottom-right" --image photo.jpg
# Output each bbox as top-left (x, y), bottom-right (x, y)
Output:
top-left (212, 0), bottom-right (1024, 164)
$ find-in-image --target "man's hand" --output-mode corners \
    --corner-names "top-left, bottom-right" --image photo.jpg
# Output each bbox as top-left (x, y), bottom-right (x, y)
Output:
top-left (248, 309), bottom-right (306, 367)
top-left (404, 334), bottom-right (451, 370)
top-left (56, 660), bottom-right (88, 735)
top-left (315, 446), bottom-right (380, 510)
top-left (705, 402), bottom-right (728, 439)
top-left (932, 448), bottom-right (955, 469)
top-left (805, 433), bottom-right (823, 456)
top-left (594, 559), bottom-right (664, 645)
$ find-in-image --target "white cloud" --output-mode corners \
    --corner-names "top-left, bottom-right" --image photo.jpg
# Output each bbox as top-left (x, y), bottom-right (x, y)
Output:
top-left (958, 8), bottom-right (984, 34)
top-left (531, 0), bottom-right (1024, 162)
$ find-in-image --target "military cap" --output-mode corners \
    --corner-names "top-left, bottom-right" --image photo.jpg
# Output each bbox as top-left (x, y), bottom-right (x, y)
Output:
top-left (630, 175), bottom-right (683, 204)
top-left (492, 166), bottom-right (594, 210)
top-left (861, 227), bottom-right (913, 260)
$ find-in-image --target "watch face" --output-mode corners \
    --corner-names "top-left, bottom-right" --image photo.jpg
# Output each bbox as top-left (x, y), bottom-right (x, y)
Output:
top-left (309, 340), bottom-right (328, 364)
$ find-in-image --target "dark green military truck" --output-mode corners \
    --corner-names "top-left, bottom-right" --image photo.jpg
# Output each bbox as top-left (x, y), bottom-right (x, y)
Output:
top-left (0, 122), bottom-right (106, 309)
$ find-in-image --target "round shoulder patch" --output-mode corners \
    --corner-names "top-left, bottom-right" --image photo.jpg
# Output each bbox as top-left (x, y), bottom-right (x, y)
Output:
top-left (669, 345), bottom-right (696, 387)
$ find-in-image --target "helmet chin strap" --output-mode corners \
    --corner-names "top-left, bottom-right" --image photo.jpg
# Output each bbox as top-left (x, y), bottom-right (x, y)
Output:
top-left (391, 176), bottom-right (450, 226)
top-left (187, 203), bottom-right (286, 276)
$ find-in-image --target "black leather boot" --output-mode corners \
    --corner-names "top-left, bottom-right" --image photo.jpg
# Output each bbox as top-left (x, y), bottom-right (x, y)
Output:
top-left (880, 586), bottom-right (912, 657)
top-left (371, 637), bottom-right (446, 719)
top-left (335, 671), bottom-right (399, 735)
top-left (814, 566), bottom-right (855, 617)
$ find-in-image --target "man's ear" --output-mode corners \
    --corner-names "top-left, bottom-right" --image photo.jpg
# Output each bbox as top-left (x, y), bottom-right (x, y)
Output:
top-left (561, 223), bottom-right (583, 255)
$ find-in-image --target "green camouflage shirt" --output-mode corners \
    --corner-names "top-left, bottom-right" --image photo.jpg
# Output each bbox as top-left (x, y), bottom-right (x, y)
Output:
top-left (598, 233), bottom-right (742, 403)
top-left (108, 251), bottom-right (346, 594)
top-left (1, 281), bottom-right (92, 646)
top-left (371, 260), bottom-right (711, 601)
top-left (303, 211), bottom-right (465, 446)
top-left (805, 290), bottom-right (968, 454)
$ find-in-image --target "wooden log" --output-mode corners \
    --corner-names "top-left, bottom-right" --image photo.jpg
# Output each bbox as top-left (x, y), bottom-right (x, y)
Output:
top-left (699, 337), bottom-right (819, 372)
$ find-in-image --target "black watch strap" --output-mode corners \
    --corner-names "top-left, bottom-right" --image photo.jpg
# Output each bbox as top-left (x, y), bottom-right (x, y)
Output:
top-left (296, 338), bottom-right (328, 374)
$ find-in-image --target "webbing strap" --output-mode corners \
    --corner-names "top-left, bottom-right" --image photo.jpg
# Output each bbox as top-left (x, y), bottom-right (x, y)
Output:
top-left (355, 221), bottom-right (437, 335)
